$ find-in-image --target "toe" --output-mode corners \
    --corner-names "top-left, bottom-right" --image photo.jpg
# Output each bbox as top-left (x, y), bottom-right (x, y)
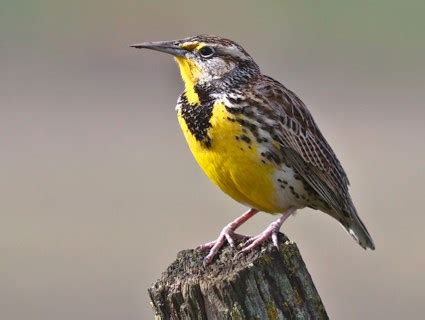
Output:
top-left (240, 237), bottom-right (262, 252)
top-left (272, 232), bottom-right (279, 247)
top-left (202, 236), bottom-right (226, 265)
top-left (198, 241), bottom-right (216, 250)
top-left (243, 236), bottom-right (257, 247)
top-left (224, 233), bottom-right (235, 247)
top-left (203, 251), bottom-right (215, 265)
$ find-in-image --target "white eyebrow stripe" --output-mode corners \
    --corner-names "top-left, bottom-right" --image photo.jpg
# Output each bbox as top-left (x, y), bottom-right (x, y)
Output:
top-left (218, 45), bottom-right (249, 60)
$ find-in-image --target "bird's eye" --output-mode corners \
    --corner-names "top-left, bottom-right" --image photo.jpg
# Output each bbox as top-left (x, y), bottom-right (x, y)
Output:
top-left (198, 46), bottom-right (215, 58)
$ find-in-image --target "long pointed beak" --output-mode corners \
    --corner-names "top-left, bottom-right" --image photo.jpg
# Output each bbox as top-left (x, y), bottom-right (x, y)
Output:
top-left (129, 41), bottom-right (187, 57)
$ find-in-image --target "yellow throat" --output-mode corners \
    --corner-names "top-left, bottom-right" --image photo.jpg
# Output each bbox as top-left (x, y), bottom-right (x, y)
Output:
top-left (174, 57), bottom-right (201, 105)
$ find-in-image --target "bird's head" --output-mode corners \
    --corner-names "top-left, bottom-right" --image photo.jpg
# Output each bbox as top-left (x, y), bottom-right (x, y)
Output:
top-left (131, 35), bottom-right (260, 104)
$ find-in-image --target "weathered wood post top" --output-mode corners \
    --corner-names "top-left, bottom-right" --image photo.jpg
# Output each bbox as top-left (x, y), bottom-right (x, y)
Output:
top-left (148, 234), bottom-right (328, 320)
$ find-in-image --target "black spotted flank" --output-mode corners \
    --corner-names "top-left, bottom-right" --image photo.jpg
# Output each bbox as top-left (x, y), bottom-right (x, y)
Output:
top-left (240, 135), bottom-right (251, 144)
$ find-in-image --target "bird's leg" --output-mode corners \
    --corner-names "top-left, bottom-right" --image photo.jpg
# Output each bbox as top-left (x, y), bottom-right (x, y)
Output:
top-left (240, 207), bottom-right (296, 253)
top-left (200, 208), bottom-right (259, 265)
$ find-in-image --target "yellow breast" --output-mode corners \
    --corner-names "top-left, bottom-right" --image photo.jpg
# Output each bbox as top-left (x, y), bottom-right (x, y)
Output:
top-left (177, 102), bottom-right (280, 212)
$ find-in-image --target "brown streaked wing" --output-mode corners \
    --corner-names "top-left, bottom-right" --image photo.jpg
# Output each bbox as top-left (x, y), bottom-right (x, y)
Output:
top-left (253, 76), bottom-right (353, 213)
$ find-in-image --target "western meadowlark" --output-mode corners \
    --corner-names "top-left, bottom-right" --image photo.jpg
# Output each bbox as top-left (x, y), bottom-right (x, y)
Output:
top-left (131, 35), bottom-right (375, 264)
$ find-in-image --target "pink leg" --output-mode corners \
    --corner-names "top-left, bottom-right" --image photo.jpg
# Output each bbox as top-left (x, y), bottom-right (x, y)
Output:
top-left (200, 208), bottom-right (259, 265)
top-left (240, 207), bottom-right (296, 254)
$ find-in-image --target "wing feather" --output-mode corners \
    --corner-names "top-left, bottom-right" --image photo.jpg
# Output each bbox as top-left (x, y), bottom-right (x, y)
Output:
top-left (252, 76), bottom-right (352, 214)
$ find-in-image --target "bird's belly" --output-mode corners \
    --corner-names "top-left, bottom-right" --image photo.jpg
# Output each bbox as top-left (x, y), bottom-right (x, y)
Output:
top-left (178, 102), bottom-right (293, 213)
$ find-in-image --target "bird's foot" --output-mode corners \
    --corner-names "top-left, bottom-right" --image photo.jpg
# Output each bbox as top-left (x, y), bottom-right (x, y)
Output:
top-left (198, 208), bottom-right (259, 265)
top-left (199, 225), bottom-right (249, 265)
top-left (238, 208), bottom-right (296, 255)
top-left (239, 219), bottom-right (282, 254)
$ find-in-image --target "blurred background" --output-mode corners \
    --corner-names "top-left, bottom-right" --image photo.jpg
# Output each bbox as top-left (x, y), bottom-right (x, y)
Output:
top-left (1, 1), bottom-right (424, 319)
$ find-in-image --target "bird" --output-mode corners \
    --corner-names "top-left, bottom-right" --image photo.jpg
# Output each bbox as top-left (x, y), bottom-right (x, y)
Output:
top-left (131, 35), bottom-right (375, 264)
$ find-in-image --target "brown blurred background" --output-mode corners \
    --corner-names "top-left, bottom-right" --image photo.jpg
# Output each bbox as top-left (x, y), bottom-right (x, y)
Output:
top-left (1, 1), bottom-right (424, 319)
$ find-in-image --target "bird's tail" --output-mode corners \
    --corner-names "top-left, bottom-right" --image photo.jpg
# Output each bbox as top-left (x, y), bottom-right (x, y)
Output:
top-left (338, 206), bottom-right (375, 250)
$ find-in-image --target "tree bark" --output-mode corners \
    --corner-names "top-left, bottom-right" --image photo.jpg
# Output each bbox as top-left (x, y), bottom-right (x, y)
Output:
top-left (148, 234), bottom-right (328, 320)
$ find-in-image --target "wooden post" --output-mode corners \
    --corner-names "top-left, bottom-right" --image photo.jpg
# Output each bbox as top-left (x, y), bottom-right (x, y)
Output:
top-left (148, 234), bottom-right (328, 320)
